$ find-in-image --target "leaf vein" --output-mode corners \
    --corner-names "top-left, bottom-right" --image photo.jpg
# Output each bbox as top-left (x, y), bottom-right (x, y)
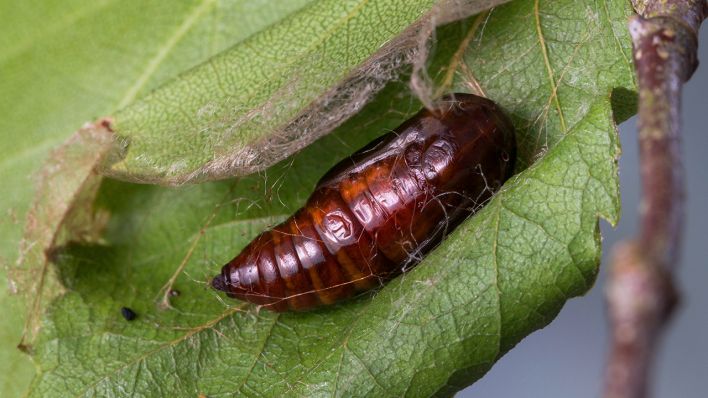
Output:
top-left (235, 314), bottom-right (281, 395)
top-left (533, 0), bottom-right (567, 133)
top-left (72, 304), bottom-right (245, 397)
top-left (117, 0), bottom-right (217, 108)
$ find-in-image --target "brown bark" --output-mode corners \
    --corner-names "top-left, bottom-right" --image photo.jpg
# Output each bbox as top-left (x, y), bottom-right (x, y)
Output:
top-left (604, 1), bottom-right (706, 398)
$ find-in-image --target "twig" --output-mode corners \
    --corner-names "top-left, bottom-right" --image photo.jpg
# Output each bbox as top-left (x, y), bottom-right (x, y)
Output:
top-left (604, 1), bottom-right (706, 398)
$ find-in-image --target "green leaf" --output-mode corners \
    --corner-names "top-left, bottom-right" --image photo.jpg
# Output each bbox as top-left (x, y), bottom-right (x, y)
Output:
top-left (2, 0), bottom-right (637, 396)
top-left (0, 1), bottom-right (331, 394)
top-left (102, 0), bottom-right (510, 184)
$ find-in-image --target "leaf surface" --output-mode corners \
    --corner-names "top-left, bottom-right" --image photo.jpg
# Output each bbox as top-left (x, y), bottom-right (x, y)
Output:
top-left (1, 0), bottom-right (636, 397)
top-left (101, 0), bottom-right (509, 184)
top-left (0, 0), bottom-right (349, 395)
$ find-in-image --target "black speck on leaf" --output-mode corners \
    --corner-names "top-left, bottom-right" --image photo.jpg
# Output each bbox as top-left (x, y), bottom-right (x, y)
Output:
top-left (121, 307), bottom-right (137, 321)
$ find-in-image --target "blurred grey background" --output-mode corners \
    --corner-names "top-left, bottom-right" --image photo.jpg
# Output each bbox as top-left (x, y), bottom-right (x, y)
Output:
top-left (459, 23), bottom-right (708, 398)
